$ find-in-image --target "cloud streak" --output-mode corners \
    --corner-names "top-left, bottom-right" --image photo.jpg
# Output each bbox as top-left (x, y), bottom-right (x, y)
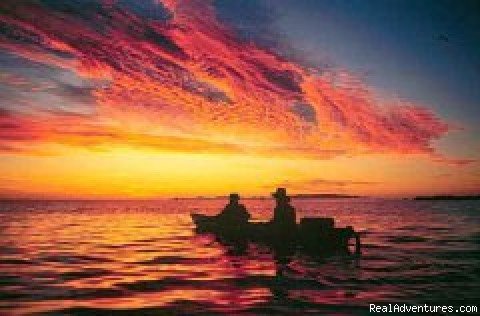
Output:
top-left (0, 0), bottom-right (457, 160)
top-left (269, 178), bottom-right (379, 193)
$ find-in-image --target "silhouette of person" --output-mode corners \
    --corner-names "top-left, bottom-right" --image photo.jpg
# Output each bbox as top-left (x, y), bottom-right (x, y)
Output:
top-left (215, 193), bottom-right (250, 247)
top-left (267, 188), bottom-right (297, 262)
top-left (217, 193), bottom-right (251, 226)
top-left (271, 188), bottom-right (296, 230)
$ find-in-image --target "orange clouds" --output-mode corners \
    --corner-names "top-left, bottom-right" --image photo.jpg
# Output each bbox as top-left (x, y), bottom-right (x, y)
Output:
top-left (0, 0), bottom-right (455, 160)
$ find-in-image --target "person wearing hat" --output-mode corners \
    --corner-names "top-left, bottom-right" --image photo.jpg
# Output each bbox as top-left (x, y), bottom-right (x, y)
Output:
top-left (216, 193), bottom-right (251, 227)
top-left (271, 188), bottom-right (296, 231)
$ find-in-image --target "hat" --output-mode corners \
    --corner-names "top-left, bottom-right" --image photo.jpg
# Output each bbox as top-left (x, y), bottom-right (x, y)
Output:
top-left (229, 193), bottom-right (240, 200)
top-left (272, 187), bottom-right (288, 198)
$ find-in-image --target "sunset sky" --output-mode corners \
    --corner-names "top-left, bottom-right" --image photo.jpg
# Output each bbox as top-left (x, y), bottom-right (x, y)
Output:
top-left (1, 0), bottom-right (479, 198)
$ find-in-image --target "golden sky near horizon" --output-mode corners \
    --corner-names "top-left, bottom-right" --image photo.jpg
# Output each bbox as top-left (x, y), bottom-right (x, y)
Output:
top-left (0, 0), bottom-right (479, 198)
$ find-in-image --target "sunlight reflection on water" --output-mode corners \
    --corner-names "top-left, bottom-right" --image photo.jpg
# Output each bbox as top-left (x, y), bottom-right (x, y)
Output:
top-left (0, 198), bottom-right (479, 315)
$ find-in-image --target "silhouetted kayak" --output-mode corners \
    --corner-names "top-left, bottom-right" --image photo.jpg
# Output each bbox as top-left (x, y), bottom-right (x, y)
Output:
top-left (191, 213), bottom-right (361, 256)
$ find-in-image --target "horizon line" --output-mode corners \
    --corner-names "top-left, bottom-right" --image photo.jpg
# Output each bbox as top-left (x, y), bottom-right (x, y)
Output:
top-left (1, 193), bottom-right (479, 202)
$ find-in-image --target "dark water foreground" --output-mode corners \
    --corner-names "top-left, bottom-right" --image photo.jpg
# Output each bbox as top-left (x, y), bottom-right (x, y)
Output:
top-left (0, 198), bottom-right (479, 315)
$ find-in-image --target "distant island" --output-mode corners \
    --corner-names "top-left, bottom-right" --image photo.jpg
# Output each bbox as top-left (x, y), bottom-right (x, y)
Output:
top-left (173, 194), bottom-right (360, 200)
top-left (291, 194), bottom-right (360, 199)
top-left (413, 195), bottom-right (480, 201)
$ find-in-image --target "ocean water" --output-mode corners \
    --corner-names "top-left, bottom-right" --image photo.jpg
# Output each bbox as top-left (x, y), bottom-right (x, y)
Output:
top-left (0, 198), bottom-right (479, 315)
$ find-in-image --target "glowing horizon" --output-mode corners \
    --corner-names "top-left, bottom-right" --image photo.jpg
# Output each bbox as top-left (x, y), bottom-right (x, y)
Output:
top-left (1, 0), bottom-right (479, 199)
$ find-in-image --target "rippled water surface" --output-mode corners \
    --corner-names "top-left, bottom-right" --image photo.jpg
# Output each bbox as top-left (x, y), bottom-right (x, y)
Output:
top-left (1, 198), bottom-right (479, 315)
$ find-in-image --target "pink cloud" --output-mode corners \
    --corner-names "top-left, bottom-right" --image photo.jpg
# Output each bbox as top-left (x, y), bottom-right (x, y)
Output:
top-left (0, 0), bottom-right (467, 163)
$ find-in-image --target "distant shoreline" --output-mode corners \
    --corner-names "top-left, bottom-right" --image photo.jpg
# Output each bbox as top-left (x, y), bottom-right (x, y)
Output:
top-left (2, 194), bottom-right (480, 201)
top-left (0, 194), bottom-right (361, 201)
top-left (412, 195), bottom-right (480, 201)
top-left (173, 194), bottom-right (361, 200)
